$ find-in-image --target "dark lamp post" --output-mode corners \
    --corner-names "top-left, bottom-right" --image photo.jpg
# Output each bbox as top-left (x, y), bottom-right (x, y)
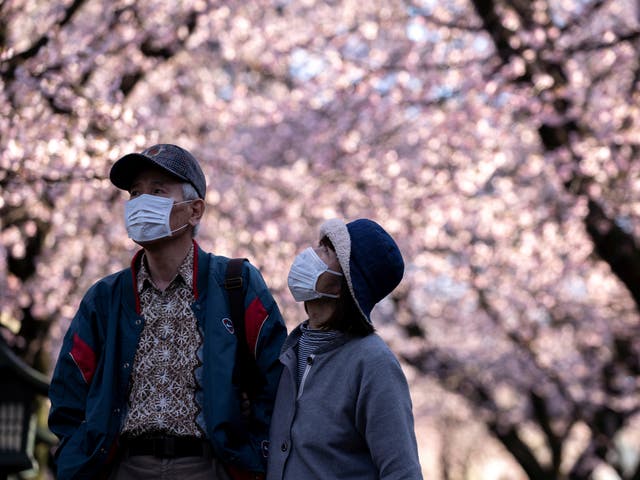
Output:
top-left (0, 338), bottom-right (49, 478)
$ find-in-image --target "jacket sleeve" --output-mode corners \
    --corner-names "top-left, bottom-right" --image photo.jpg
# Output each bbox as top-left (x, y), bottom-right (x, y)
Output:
top-left (241, 262), bottom-right (288, 469)
top-left (48, 288), bottom-right (102, 474)
top-left (355, 344), bottom-right (424, 480)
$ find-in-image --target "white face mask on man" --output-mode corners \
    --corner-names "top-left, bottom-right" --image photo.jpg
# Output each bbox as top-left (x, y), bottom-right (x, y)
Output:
top-left (124, 194), bottom-right (191, 242)
top-left (287, 247), bottom-right (343, 302)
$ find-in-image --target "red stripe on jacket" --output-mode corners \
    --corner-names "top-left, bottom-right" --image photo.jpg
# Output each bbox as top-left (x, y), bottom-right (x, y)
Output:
top-left (245, 298), bottom-right (268, 357)
top-left (69, 333), bottom-right (97, 384)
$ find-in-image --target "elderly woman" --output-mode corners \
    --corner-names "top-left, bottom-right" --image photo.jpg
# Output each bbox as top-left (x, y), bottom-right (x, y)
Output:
top-left (267, 218), bottom-right (423, 480)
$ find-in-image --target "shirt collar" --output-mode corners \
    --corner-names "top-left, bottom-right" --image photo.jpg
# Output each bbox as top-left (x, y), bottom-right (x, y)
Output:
top-left (137, 244), bottom-right (195, 292)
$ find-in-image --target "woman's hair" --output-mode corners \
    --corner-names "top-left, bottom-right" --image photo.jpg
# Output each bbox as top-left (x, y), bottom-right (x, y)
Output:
top-left (320, 236), bottom-right (374, 336)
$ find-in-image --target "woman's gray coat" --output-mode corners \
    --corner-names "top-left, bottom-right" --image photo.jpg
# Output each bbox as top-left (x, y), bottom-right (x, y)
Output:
top-left (267, 325), bottom-right (423, 480)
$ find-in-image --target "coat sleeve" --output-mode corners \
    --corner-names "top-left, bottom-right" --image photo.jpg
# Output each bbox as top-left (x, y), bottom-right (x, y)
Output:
top-left (48, 289), bottom-right (102, 473)
top-left (355, 343), bottom-right (424, 480)
top-left (242, 262), bottom-right (288, 469)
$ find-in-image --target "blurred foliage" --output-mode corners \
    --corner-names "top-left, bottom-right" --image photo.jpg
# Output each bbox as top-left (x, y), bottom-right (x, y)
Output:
top-left (2, 0), bottom-right (640, 478)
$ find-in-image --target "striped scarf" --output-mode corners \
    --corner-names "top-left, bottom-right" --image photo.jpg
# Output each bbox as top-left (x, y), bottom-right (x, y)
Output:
top-left (297, 322), bottom-right (342, 386)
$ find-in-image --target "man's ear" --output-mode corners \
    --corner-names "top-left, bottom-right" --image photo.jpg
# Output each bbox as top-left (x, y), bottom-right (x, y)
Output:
top-left (189, 198), bottom-right (205, 226)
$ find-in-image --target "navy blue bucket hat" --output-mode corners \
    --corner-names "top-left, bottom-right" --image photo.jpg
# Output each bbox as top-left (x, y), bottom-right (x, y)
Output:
top-left (110, 144), bottom-right (207, 199)
top-left (319, 218), bottom-right (404, 324)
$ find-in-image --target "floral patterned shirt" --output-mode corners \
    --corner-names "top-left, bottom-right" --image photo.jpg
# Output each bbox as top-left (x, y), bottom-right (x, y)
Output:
top-left (122, 245), bottom-right (204, 438)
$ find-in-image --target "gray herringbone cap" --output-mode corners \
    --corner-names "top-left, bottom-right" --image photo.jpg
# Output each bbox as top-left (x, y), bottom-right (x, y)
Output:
top-left (110, 144), bottom-right (206, 199)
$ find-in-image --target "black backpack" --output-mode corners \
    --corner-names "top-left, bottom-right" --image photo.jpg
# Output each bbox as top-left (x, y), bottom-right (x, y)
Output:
top-left (224, 258), bottom-right (265, 399)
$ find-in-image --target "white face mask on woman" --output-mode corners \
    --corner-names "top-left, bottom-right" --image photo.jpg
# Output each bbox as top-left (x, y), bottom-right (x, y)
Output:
top-left (287, 247), bottom-right (343, 302)
top-left (124, 194), bottom-right (191, 242)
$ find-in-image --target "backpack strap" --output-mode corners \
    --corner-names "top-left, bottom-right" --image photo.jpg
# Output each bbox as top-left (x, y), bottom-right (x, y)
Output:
top-left (225, 257), bottom-right (248, 352)
top-left (224, 258), bottom-right (264, 399)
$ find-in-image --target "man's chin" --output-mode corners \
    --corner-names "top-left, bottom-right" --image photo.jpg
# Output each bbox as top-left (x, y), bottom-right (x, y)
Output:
top-left (132, 236), bottom-right (167, 248)
top-left (133, 231), bottom-right (191, 249)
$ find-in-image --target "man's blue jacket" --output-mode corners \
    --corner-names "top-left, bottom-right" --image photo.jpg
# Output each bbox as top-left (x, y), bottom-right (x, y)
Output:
top-left (48, 242), bottom-right (287, 479)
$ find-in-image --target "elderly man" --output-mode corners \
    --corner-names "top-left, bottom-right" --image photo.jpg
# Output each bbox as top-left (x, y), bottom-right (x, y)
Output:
top-left (49, 144), bottom-right (286, 480)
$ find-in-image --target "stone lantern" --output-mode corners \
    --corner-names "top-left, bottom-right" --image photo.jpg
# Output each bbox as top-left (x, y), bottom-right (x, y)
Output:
top-left (0, 338), bottom-right (49, 478)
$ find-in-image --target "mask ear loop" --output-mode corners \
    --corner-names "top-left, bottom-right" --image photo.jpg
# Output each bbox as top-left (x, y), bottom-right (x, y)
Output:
top-left (318, 292), bottom-right (340, 299)
top-left (313, 269), bottom-right (343, 298)
top-left (169, 199), bottom-right (195, 236)
top-left (169, 223), bottom-right (190, 236)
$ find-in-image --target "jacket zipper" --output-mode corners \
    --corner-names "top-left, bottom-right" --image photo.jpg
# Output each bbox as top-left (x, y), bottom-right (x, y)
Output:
top-left (297, 354), bottom-right (315, 399)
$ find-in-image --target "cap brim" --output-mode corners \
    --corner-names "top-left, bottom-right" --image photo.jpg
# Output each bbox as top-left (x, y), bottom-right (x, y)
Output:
top-left (109, 153), bottom-right (189, 192)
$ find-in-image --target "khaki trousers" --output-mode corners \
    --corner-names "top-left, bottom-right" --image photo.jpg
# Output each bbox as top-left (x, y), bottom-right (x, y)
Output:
top-left (107, 454), bottom-right (232, 480)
